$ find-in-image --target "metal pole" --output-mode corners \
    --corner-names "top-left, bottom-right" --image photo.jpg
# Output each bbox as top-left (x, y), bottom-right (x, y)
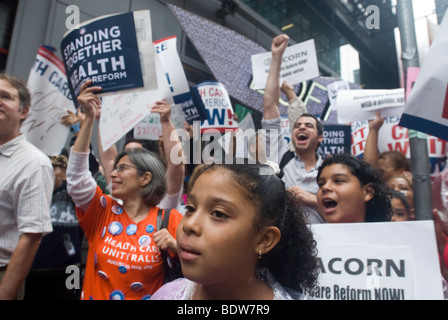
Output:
top-left (396, 0), bottom-right (433, 220)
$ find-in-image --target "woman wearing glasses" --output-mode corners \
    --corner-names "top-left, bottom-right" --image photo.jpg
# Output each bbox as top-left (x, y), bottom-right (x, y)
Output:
top-left (66, 80), bottom-right (183, 300)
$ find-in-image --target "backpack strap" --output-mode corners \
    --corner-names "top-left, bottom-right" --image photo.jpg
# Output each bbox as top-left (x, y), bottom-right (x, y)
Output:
top-left (157, 208), bottom-right (172, 230)
top-left (280, 150), bottom-right (295, 170)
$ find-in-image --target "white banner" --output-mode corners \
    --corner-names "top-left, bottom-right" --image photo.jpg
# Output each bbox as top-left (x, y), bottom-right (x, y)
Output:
top-left (251, 39), bottom-right (319, 90)
top-left (399, 12), bottom-right (448, 141)
top-left (336, 89), bottom-right (405, 124)
top-left (310, 221), bottom-right (444, 300)
top-left (99, 36), bottom-right (189, 150)
top-left (22, 46), bottom-right (76, 156)
top-left (133, 36), bottom-right (190, 140)
top-left (197, 81), bottom-right (238, 133)
top-left (350, 116), bottom-right (447, 175)
top-left (327, 80), bottom-right (350, 111)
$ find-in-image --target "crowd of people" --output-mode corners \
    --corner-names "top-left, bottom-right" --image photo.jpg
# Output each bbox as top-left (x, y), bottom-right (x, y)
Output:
top-left (0, 33), bottom-right (448, 300)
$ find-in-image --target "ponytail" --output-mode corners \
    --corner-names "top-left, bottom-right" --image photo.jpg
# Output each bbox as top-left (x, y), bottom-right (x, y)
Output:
top-left (259, 191), bottom-right (319, 292)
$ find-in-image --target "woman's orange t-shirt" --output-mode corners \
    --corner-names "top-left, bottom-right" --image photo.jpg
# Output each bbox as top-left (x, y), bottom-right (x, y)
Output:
top-left (77, 186), bottom-right (183, 300)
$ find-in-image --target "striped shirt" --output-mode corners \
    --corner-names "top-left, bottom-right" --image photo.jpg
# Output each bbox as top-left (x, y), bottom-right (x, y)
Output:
top-left (0, 135), bottom-right (54, 266)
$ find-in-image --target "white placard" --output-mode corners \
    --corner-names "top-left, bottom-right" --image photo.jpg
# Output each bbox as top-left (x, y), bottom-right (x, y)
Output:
top-left (251, 39), bottom-right (319, 90)
top-left (22, 46), bottom-right (76, 156)
top-left (336, 89), bottom-right (405, 124)
top-left (310, 221), bottom-right (444, 300)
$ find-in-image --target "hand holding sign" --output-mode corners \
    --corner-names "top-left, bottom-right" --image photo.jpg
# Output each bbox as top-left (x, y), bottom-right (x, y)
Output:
top-left (77, 79), bottom-right (102, 120)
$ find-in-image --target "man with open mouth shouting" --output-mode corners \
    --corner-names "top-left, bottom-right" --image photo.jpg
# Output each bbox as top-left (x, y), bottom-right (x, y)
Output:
top-left (262, 34), bottom-right (324, 224)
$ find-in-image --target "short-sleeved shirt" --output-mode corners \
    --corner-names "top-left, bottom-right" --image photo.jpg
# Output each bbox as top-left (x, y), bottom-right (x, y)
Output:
top-left (78, 186), bottom-right (183, 300)
top-left (0, 135), bottom-right (54, 266)
top-left (262, 118), bottom-right (325, 224)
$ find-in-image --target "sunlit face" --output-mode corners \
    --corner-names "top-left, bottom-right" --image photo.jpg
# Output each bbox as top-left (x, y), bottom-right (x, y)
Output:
top-left (109, 155), bottom-right (148, 200)
top-left (291, 116), bottom-right (323, 155)
top-left (386, 176), bottom-right (414, 209)
top-left (390, 198), bottom-right (409, 222)
top-left (0, 79), bottom-right (28, 143)
top-left (317, 164), bottom-right (373, 223)
top-left (178, 169), bottom-right (261, 285)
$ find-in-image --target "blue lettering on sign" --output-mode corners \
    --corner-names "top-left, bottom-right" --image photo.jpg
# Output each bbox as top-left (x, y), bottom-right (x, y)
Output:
top-left (203, 108), bottom-right (226, 126)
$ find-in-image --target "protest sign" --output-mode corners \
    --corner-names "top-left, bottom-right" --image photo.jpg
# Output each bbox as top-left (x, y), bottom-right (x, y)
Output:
top-left (327, 80), bottom-right (350, 111)
top-left (336, 89), bottom-right (405, 124)
top-left (21, 46), bottom-right (76, 156)
top-left (99, 34), bottom-right (193, 150)
top-left (133, 36), bottom-right (195, 140)
top-left (195, 81), bottom-right (239, 133)
top-left (99, 52), bottom-right (166, 151)
top-left (61, 10), bottom-right (157, 102)
top-left (309, 221), bottom-right (444, 300)
top-left (350, 116), bottom-right (447, 174)
top-left (318, 125), bottom-right (351, 157)
top-left (399, 12), bottom-right (448, 141)
top-left (251, 39), bottom-right (319, 90)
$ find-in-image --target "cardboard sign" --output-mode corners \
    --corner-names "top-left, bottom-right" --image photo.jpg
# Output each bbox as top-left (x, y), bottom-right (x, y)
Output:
top-left (61, 10), bottom-right (157, 101)
top-left (350, 116), bottom-right (447, 174)
top-left (195, 81), bottom-right (238, 133)
top-left (21, 46), bottom-right (76, 156)
top-left (99, 35), bottom-right (191, 150)
top-left (251, 39), bottom-right (319, 90)
top-left (309, 221), bottom-right (444, 300)
top-left (336, 89), bottom-right (405, 124)
top-left (400, 12), bottom-right (448, 141)
top-left (318, 125), bottom-right (351, 157)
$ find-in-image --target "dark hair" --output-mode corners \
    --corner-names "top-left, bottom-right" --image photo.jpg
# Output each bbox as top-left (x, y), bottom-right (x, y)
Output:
top-left (317, 154), bottom-right (392, 222)
top-left (389, 189), bottom-right (411, 213)
top-left (295, 113), bottom-right (324, 136)
top-left (115, 148), bottom-right (166, 207)
top-left (195, 159), bottom-right (319, 293)
top-left (379, 151), bottom-right (411, 172)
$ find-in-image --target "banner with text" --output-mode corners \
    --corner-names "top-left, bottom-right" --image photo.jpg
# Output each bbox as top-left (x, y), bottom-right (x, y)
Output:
top-left (61, 10), bottom-right (157, 102)
top-left (309, 221), bottom-right (444, 300)
top-left (195, 81), bottom-right (239, 133)
top-left (350, 116), bottom-right (447, 174)
top-left (251, 39), bottom-right (319, 90)
top-left (22, 46), bottom-right (76, 156)
top-left (399, 12), bottom-right (448, 141)
top-left (133, 36), bottom-right (193, 140)
top-left (336, 89), bottom-right (405, 124)
top-left (99, 35), bottom-right (190, 150)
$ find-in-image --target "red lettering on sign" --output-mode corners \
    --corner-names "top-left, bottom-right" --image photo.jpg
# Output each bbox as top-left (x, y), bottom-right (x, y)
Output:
top-left (391, 125), bottom-right (408, 140)
top-left (443, 83), bottom-right (448, 120)
top-left (387, 141), bottom-right (410, 155)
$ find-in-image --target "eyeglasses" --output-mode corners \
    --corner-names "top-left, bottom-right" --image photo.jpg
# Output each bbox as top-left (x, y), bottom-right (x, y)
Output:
top-left (112, 163), bottom-right (139, 173)
top-left (0, 91), bottom-right (18, 103)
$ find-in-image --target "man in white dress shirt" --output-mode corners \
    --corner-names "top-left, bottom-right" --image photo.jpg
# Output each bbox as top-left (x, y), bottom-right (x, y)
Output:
top-left (0, 73), bottom-right (53, 299)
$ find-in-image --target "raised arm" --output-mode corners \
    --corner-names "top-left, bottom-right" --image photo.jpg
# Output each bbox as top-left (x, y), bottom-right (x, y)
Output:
top-left (152, 101), bottom-right (185, 196)
top-left (263, 34), bottom-right (289, 120)
top-left (66, 80), bottom-right (103, 211)
top-left (72, 80), bottom-right (102, 153)
top-left (364, 111), bottom-right (384, 168)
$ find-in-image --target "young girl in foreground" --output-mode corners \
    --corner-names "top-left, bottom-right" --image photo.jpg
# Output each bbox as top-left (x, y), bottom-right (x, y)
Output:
top-left (316, 154), bottom-right (392, 223)
top-left (151, 161), bottom-right (319, 300)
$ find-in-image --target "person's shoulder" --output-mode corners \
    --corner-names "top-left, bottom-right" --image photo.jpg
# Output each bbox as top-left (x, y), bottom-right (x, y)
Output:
top-left (18, 138), bottom-right (52, 167)
top-left (151, 278), bottom-right (189, 300)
